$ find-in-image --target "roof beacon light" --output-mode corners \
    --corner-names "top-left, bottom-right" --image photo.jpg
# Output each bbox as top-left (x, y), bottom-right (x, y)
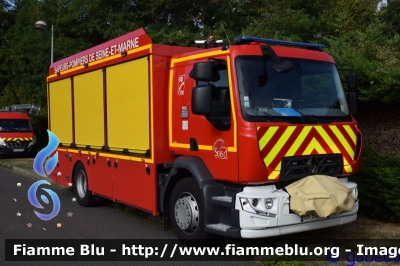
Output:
top-left (234, 36), bottom-right (325, 50)
top-left (1, 104), bottom-right (41, 115)
top-left (195, 35), bottom-right (223, 49)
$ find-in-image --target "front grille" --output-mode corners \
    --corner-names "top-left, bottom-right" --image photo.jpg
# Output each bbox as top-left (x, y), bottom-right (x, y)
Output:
top-left (280, 154), bottom-right (342, 181)
top-left (5, 141), bottom-right (31, 148)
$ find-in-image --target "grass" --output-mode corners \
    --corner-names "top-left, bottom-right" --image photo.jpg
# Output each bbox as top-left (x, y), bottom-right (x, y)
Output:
top-left (0, 157), bottom-right (34, 171)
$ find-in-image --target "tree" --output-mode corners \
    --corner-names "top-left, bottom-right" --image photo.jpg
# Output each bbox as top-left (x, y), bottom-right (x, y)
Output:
top-left (325, 22), bottom-right (400, 103)
top-left (318, 0), bottom-right (380, 38)
top-left (1, 0), bottom-right (400, 107)
top-left (380, 0), bottom-right (400, 35)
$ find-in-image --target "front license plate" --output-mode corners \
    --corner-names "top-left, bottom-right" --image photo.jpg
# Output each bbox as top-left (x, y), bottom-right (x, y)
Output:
top-left (301, 213), bottom-right (320, 222)
top-left (13, 149), bottom-right (24, 152)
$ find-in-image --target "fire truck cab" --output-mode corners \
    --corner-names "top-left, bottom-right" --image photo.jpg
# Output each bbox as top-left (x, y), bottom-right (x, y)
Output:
top-left (0, 104), bottom-right (39, 157)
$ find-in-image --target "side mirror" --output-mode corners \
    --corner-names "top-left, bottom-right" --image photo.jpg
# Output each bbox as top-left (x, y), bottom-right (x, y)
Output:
top-left (345, 73), bottom-right (357, 90)
top-left (190, 62), bottom-right (213, 81)
top-left (190, 62), bottom-right (220, 82)
top-left (192, 86), bottom-right (212, 115)
top-left (347, 91), bottom-right (358, 116)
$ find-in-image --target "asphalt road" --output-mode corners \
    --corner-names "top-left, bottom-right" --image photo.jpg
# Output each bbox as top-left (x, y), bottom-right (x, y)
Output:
top-left (0, 167), bottom-right (258, 266)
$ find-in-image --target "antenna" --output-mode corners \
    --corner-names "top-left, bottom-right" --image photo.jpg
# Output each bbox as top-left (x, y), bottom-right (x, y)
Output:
top-left (221, 24), bottom-right (231, 46)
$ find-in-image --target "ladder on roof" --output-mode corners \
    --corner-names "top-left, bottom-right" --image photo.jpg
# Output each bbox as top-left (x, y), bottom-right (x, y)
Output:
top-left (1, 104), bottom-right (41, 115)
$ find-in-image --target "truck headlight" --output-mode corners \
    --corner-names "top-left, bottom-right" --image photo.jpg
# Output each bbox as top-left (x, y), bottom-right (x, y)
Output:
top-left (265, 198), bottom-right (274, 209)
top-left (240, 198), bottom-right (256, 214)
top-left (251, 198), bottom-right (258, 207)
top-left (0, 138), bottom-right (6, 146)
top-left (239, 197), bottom-right (276, 218)
top-left (28, 136), bottom-right (36, 147)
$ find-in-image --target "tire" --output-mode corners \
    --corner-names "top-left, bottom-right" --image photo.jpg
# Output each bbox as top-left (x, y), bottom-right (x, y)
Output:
top-left (74, 162), bottom-right (95, 207)
top-left (170, 178), bottom-right (212, 245)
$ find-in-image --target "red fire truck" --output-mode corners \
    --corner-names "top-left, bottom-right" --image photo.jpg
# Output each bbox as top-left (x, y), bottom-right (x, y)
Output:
top-left (47, 28), bottom-right (361, 242)
top-left (0, 104), bottom-right (39, 157)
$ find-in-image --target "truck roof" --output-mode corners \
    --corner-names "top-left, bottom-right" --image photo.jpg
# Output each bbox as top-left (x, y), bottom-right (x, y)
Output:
top-left (0, 112), bottom-right (29, 119)
top-left (172, 43), bottom-right (335, 63)
top-left (48, 28), bottom-right (335, 79)
top-left (48, 28), bottom-right (201, 77)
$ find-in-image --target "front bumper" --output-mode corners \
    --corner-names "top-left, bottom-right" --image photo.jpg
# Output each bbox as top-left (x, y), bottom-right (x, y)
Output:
top-left (235, 178), bottom-right (358, 238)
top-left (0, 143), bottom-right (37, 156)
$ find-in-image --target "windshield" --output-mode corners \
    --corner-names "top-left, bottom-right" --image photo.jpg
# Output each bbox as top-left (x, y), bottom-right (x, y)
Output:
top-left (236, 56), bottom-right (350, 122)
top-left (0, 119), bottom-right (32, 132)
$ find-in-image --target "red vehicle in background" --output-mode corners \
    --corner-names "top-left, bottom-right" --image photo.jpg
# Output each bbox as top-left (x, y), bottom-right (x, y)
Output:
top-left (0, 104), bottom-right (39, 157)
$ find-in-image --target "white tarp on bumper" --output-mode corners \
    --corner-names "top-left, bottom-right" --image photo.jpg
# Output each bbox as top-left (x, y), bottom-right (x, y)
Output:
top-left (285, 175), bottom-right (355, 218)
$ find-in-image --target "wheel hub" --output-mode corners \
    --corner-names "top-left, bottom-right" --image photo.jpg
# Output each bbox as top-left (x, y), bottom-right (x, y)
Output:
top-left (174, 193), bottom-right (199, 233)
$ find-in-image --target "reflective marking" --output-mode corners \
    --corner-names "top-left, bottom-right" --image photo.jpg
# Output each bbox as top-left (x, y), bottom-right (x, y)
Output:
top-left (258, 124), bottom-right (358, 178)
top-left (315, 126), bottom-right (340, 153)
top-left (302, 137), bottom-right (326, 155)
top-left (170, 143), bottom-right (190, 149)
top-left (343, 157), bottom-right (353, 172)
top-left (264, 126), bottom-right (296, 166)
top-left (285, 126), bottom-right (312, 156)
top-left (258, 126), bottom-right (279, 151)
top-left (268, 171), bottom-right (280, 180)
top-left (344, 125), bottom-right (357, 145)
top-left (198, 145), bottom-right (212, 151)
top-left (330, 126), bottom-right (354, 159)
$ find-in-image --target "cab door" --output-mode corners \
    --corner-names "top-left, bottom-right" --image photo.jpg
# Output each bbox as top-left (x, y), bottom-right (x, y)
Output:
top-left (170, 55), bottom-right (238, 183)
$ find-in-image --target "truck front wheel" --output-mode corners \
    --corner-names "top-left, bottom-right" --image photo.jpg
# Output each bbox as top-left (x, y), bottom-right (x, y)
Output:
top-left (170, 178), bottom-right (211, 244)
top-left (74, 163), bottom-right (95, 207)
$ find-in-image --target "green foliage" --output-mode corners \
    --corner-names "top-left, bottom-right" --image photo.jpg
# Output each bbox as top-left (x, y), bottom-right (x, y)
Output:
top-left (1, 0), bottom-right (400, 106)
top-left (318, 0), bottom-right (379, 38)
top-left (29, 108), bottom-right (48, 150)
top-left (350, 143), bottom-right (400, 222)
top-left (239, 0), bottom-right (317, 42)
top-left (325, 22), bottom-right (400, 103)
top-left (380, 0), bottom-right (400, 35)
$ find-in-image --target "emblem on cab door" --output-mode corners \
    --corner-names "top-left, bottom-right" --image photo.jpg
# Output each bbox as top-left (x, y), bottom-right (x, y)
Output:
top-left (213, 139), bottom-right (228, 159)
top-left (177, 75), bottom-right (185, 95)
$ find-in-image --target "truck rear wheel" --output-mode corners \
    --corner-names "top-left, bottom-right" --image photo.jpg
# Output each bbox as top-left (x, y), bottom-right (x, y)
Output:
top-left (74, 162), bottom-right (95, 207)
top-left (170, 178), bottom-right (211, 244)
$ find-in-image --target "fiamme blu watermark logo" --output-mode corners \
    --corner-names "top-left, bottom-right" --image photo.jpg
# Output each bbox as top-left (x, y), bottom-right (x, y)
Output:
top-left (28, 130), bottom-right (60, 221)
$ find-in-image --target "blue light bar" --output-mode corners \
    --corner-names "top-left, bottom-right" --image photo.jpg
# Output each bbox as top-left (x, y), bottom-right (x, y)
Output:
top-left (234, 36), bottom-right (325, 49)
